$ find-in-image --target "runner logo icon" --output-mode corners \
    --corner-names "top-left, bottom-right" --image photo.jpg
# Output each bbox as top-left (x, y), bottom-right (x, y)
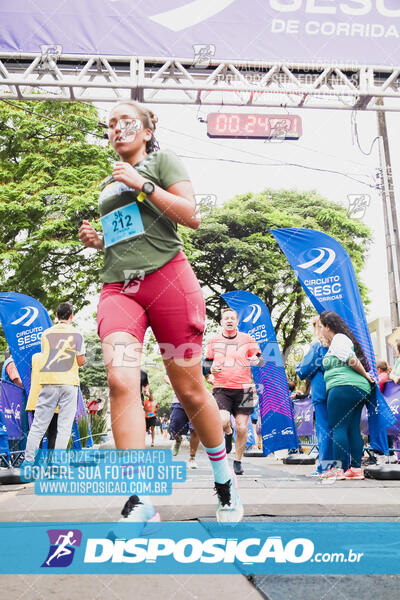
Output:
top-left (243, 304), bottom-right (262, 325)
top-left (297, 247), bottom-right (335, 275)
top-left (41, 529), bottom-right (82, 568)
top-left (11, 306), bottom-right (39, 327)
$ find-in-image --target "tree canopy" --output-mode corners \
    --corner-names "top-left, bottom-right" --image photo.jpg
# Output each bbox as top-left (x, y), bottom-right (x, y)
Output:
top-left (185, 189), bottom-right (372, 353)
top-left (0, 99), bottom-right (113, 319)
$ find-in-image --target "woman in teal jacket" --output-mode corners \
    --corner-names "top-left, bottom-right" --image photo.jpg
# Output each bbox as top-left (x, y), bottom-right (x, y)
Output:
top-left (296, 316), bottom-right (331, 475)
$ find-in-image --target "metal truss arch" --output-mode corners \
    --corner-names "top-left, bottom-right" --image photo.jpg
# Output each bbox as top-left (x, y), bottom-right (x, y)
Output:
top-left (0, 53), bottom-right (400, 111)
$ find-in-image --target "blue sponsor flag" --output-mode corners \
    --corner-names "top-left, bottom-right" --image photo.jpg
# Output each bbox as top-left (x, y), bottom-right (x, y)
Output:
top-left (271, 228), bottom-right (395, 454)
top-left (0, 293), bottom-right (52, 395)
top-left (223, 291), bottom-right (298, 455)
top-left (0, 293), bottom-right (93, 449)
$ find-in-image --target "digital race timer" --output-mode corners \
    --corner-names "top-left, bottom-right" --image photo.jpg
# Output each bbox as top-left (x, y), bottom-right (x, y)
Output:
top-left (207, 113), bottom-right (302, 139)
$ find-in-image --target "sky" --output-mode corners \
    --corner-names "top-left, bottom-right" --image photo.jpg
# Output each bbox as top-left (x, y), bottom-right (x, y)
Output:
top-left (76, 102), bottom-right (399, 334)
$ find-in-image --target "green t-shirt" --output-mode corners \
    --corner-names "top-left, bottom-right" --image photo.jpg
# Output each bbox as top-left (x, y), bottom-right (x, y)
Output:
top-left (322, 333), bottom-right (371, 395)
top-left (98, 149), bottom-right (190, 283)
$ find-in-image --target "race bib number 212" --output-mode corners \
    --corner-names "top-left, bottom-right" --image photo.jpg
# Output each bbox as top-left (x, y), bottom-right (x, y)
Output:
top-left (101, 202), bottom-right (145, 248)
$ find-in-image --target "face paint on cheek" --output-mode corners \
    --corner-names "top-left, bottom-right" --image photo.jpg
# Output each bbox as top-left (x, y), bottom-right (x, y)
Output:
top-left (118, 118), bottom-right (143, 142)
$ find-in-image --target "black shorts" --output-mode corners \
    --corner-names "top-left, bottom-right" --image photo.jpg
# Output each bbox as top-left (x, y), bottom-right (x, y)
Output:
top-left (170, 404), bottom-right (194, 437)
top-left (146, 416), bottom-right (157, 430)
top-left (213, 387), bottom-right (254, 416)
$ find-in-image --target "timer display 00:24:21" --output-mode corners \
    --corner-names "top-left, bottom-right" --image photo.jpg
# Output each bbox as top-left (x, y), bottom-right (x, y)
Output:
top-left (207, 113), bottom-right (302, 139)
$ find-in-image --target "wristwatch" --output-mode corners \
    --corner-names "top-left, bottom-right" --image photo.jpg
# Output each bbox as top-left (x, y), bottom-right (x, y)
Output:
top-left (141, 181), bottom-right (155, 196)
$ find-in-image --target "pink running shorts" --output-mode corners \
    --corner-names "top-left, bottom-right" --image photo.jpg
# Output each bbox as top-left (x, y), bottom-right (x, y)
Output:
top-left (97, 251), bottom-right (206, 360)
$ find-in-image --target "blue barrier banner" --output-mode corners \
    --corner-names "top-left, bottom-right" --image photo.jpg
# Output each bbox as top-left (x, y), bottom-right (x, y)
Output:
top-left (0, 293), bottom-right (52, 395)
top-left (223, 291), bottom-right (298, 454)
top-left (1, 1), bottom-right (400, 66)
top-left (0, 409), bottom-right (10, 455)
top-left (361, 382), bottom-right (400, 437)
top-left (1, 521), bottom-right (400, 574)
top-left (271, 228), bottom-right (396, 454)
top-left (294, 398), bottom-right (314, 437)
top-left (0, 380), bottom-right (24, 440)
top-left (384, 382), bottom-right (400, 436)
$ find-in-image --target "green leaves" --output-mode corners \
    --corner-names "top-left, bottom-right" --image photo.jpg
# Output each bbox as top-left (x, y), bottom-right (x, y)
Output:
top-left (0, 99), bottom-right (111, 318)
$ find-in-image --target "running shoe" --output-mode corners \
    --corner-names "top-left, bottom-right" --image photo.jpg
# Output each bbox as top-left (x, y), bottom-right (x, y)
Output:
top-left (309, 470), bottom-right (322, 477)
top-left (172, 438), bottom-right (181, 456)
top-left (106, 496), bottom-right (161, 540)
top-left (386, 454), bottom-right (398, 464)
top-left (215, 477), bottom-right (244, 523)
top-left (119, 495), bottom-right (161, 526)
top-left (188, 457), bottom-right (198, 469)
top-left (225, 432), bottom-right (233, 454)
top-left (233, 460), bottom-right (244, 475)
top-left (320, 467), bottom-right (345, 481)
top-left (344, 467), bottom-right (364, 480)
top-left (361, 455), bottom-right (377, 466)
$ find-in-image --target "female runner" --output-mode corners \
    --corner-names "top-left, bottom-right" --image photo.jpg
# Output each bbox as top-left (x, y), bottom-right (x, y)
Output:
top-left (79, 101), bottom-right (243, 523)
